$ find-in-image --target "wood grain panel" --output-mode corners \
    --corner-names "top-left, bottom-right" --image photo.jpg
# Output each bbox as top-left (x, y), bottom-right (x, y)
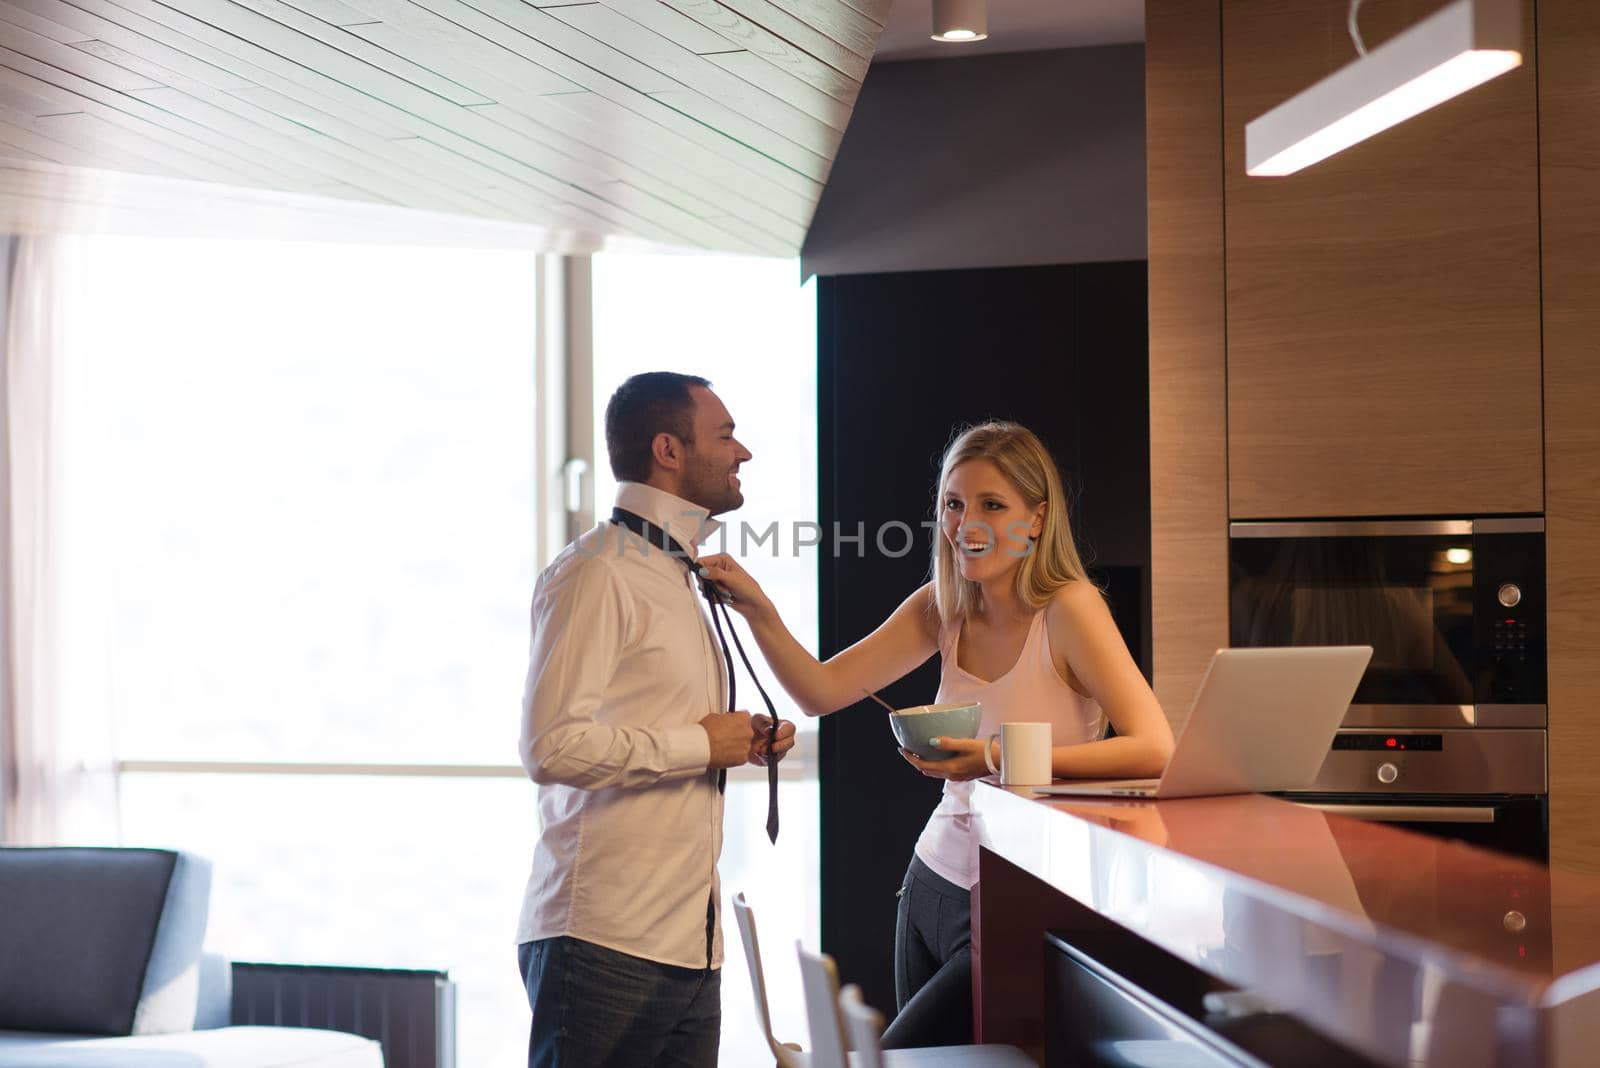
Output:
top-left (321, 0), bottom-right (813, 238)
top-left (657, 0), bottom-right (861, 102)
top-left (334, 0), bottom-right (833, 178)
top-left (761, 0), bottom-right (879, 58)
top-left (0, 0), bottom-right (876, 250)
top-left (646, 89), bottom-right (830, 181)
top-left (825, 0), bottom-right (886, 27)
top-left (598, 0), bottom-right (733, 55)
top-left (0, 59), bottom-right (274, 186)
top-left (534, 93), bottom-right (812, 231)
top-left (668, 0), bottom-right (869, 82)
top-left (1146, 0), bottom-right (1229, 728)
top-left (549, 1), bottom-right (846, 145)
top-left (310, 24), bottom-right (804, 249)
top-left (279, 0), bottom-right (375, 25)
top-left (0, 156), bottom-right (613, 249)
top-left (1222, 0), bottom-right (1542, 519)
top-left (45, 0), bottom-right (577, 209)
top-left (1, 22), bottom-right (160, 90)
top-left (0, 105), bottom-right (158, 171)
top-left (31, 1), bottom-right (277, 98)
top-left (0, 0), bottom-right (89, 42)
top-left (91, 0), bottom-right (750, 245)
top-left (1540, 0), bottom-right (1600, 883)
top-left (333, 21), bottom-right (578, 97)
top-left (394, 0), bottom-right (833, 187)
top-left (69, 36), bottom-right (242, 92)
top-left (226, 0), bottom-right (500, 107)
top-left (702, 42), bottom-right (852, 129)
top-left (0, 75), bottom-right (71, 119)
top-left (540, 91), bottom-right (815, 209)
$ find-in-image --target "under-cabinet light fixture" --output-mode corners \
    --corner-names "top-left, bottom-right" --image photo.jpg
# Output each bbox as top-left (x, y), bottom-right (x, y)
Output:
top-left (931, 0), bottom-right (987, 42)
top-left (1246, 0), bottom-right (1521, 177)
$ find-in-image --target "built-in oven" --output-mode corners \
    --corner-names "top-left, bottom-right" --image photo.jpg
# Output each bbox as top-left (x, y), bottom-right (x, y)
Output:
top-left (1229, 517), bottom-right (1547, 861)
top-left (1286, 730), bottom-right (1547, 862)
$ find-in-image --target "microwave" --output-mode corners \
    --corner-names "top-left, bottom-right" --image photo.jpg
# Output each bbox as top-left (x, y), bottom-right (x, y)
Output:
top-left (1228, 517), bottom-right (1545, 729)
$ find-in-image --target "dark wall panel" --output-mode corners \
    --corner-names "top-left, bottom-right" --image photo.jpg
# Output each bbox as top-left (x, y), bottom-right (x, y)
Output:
top-left (818, 260), bottom-right (1149, 1013)
top-left (801, 46), bottom-right (1147, 280)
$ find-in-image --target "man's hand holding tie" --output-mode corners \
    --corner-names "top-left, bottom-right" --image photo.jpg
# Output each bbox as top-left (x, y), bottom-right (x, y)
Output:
top-left (701, 710), bottom-right (756, 769)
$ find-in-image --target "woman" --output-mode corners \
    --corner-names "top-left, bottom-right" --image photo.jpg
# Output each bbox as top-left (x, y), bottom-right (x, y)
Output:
top-left (698, 421), bottom-right (1174, 1048)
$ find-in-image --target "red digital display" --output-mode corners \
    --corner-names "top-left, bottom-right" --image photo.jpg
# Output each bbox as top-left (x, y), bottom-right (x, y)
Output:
top-left (1332, 733), bottom-right (1443, 751)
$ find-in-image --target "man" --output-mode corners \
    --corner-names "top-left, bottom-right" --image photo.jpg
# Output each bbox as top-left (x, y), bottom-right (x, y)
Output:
top-left (517, 371), bottom-right (797, 1067)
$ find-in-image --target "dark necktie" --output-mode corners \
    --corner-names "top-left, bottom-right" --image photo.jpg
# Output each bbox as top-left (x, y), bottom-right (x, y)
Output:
top-left (611, 508), bottom-right (781, 844)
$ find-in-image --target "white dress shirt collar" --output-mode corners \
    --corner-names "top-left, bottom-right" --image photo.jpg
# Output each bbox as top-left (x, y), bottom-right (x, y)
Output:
top-left (614, 481), bottom-right (724, 560)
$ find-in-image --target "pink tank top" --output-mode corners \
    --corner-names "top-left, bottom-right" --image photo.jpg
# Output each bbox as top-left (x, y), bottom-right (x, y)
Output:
top-left (912, 609), bottom-right (1103, 890)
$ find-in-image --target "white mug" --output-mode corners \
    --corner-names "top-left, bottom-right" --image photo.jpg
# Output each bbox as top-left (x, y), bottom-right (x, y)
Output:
top-left (992, 721), bottom-right (1052, 786)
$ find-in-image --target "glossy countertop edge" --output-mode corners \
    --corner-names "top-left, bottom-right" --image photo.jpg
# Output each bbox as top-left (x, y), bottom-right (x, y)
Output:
top-left (971, 783), bottom-right (1600, 1068)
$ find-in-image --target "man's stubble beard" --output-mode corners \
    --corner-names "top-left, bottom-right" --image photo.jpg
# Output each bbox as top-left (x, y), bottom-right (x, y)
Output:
top-left (682, 453), bottom-right (743, 517)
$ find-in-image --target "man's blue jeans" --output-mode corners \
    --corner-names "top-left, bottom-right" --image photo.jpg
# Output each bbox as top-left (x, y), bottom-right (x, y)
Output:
top-left (518, 937), bottom-right (721, 1068)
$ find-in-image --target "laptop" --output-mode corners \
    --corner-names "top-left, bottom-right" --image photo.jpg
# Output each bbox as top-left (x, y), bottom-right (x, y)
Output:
top-left (1032, 645), bottom-right (1373, 800)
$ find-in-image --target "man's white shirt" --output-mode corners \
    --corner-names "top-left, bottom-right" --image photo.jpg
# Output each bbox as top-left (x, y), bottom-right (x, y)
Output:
top-left (517, 481), bottom-right (731, 969)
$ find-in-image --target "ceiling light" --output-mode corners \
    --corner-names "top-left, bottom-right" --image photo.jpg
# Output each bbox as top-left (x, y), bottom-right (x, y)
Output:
top-left (931, 0), bottom-right (987, 43)
top-left (1246, 0), bottom-right (1521, 177)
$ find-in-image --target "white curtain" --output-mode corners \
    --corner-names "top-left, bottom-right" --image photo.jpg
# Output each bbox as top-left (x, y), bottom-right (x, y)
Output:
top-left (1, 233), bottom-right (119, 844)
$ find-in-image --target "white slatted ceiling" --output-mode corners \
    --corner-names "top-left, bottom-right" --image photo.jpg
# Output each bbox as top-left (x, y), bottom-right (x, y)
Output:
top-left (0, 0), bottom-right (890, 251)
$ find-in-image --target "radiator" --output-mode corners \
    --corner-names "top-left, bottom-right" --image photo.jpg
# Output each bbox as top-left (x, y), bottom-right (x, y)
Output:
top-left (231, 962), bottom-right (457, 1068)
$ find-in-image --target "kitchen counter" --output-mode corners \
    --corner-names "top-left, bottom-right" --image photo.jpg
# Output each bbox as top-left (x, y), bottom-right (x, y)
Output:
top-left (970, 783), bottom-right (1600, 1068)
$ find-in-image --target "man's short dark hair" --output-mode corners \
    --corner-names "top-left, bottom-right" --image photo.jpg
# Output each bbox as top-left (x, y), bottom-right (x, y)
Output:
top-left (604, 372), bottom-right (712, 483)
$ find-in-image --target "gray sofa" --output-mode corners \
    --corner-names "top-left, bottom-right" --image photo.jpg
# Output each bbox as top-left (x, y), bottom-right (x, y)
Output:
top-left (0, 846), bottom-right (383, 1067)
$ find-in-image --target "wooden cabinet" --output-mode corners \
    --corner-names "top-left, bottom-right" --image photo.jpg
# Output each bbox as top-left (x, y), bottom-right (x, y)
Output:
top-left (1221, 0), bottom-right (1543, 519)
top-left (1147, 0), bottom-right (1229, 726)
top-left (1149, 0), bottom-right (1600, 873)
top-left (1538, 0), bottom-right (1600, 885)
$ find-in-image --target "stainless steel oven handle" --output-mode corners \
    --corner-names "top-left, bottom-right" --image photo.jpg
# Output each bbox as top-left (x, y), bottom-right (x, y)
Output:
top-left (1294, 803), bottom-right (1498, 824)
top-left (1343, 704), bottom-right (1476, 727)
top-left (1339, 704), bottom-right (1548, 728)
top-left (1230, 519), bottom-right (1473, 538)
top-left (1230, 518), bottom-right (1543, 537)
top-left (1474, 517), bottom-right (1546, 534)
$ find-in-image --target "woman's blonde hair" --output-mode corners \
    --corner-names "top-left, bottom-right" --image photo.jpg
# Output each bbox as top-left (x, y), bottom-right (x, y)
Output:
top-left (931, 421), bottom-right (1089, 623)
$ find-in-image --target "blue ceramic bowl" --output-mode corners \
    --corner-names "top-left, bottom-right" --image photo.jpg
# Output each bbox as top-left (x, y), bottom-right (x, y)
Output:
top-left (888, 702), bottom-right (983, 761)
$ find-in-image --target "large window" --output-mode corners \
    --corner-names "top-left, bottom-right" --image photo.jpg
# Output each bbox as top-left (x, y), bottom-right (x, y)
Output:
top-left (69, 236), bottom-right (546, 1066)
top-left (57, 238), bottom-right (818, 1068)
top-left (70, 237), bottom-right (542, 766)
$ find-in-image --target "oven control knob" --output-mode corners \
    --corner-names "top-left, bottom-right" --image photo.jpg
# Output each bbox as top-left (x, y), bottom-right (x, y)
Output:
top-left (1504, 910), bottom-right (1527, 933)
top-left (1498, 583), bottom-right (1523, 608)
top-left (1377, 762), bottom-right (1399, 785)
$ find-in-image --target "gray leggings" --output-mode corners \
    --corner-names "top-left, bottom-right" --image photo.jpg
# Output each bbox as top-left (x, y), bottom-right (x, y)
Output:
top-left (883, 854), bottom-right (973, 1049)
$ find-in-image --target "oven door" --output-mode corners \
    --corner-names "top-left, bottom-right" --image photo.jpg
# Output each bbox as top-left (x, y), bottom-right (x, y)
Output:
top-left (1315, 805), bottom-right (1552, 975)
top-left (1229, 517), bottom-right (1544, 724)
top-left (1287, 793), bottom-right (1548, 862)
top-left (1280, 727), bottom-right (1548, 860)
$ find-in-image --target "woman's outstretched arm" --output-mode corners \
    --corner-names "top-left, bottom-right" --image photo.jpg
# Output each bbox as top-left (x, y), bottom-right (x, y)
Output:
top-left (697, 555), bottom-right (940, 716)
